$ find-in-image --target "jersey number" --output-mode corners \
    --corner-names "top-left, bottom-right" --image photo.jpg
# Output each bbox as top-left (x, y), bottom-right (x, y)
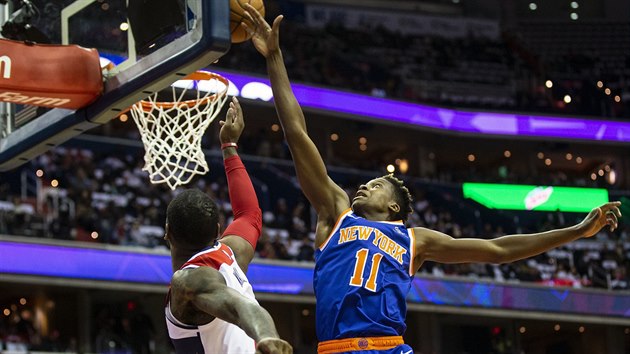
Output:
top-left (349, 248), bottom-right (383, 292)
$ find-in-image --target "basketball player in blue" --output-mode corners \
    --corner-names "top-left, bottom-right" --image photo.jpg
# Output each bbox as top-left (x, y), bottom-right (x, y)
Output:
top-left (242, 6), bottom-right (622, 354)
top-left (164, 97), bottom-right (292, 354)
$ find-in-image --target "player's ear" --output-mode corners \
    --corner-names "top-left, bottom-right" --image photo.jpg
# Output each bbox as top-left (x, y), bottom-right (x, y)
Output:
top-left (388, 201), bottom-right (400, 215)
top-left (164, 223), bottom-right (170, 240)
top-left (216, 222), bottom-right (221, 240)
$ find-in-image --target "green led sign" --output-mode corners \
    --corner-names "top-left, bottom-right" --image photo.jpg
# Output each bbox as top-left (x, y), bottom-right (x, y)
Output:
top-left (462, 183), bottom-right (609, 212)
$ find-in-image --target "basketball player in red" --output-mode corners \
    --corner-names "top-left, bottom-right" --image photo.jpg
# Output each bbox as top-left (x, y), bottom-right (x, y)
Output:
top-left (243, 6), bottom-right (622, 353)
top-left (164, 97), bottom-right (292, 354)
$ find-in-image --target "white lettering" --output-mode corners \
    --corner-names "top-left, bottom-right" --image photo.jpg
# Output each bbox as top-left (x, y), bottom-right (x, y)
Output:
top-left (0, 55), bottom-right (11, 79)
top-left (0, 92), bottom-right (71, 107)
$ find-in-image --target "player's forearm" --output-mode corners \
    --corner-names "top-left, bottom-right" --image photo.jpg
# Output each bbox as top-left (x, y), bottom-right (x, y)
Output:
top-left (266, 51), bottom-right (307, 135)
top-left (224, 155), bottom-right (259, 216)
top-left (491, 226), bottom-right (582, 263)
top-left (222, 155), bottom-right (262, 246)
top-left (237, 303), bottom-right (281, 342)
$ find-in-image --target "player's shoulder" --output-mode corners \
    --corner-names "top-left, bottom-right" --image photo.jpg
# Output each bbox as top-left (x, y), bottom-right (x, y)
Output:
top-left (172, 267), bottom-right (226, 295)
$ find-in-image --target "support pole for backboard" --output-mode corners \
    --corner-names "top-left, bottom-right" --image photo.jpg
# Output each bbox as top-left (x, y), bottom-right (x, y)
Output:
top-left (0, 0), bottom-right (14, 139)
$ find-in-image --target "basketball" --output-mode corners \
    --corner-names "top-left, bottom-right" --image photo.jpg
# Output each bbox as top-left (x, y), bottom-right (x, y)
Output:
top-left (230, 0), bottom-right (265, 43)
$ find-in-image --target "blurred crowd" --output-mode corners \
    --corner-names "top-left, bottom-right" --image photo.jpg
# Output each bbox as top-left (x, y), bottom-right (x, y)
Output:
top-left (0, 297), bottom-right (154, 354)
top-left (1, 142), bottom-right (628, 292)
top-left (215, 3), bottom-right (628, 119)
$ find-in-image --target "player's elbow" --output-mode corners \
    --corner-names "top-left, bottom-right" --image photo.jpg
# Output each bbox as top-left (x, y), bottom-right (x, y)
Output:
top-left (243, 207), bottom-right (263, 234)
top-left (487, 244), bottom-right (510, 264)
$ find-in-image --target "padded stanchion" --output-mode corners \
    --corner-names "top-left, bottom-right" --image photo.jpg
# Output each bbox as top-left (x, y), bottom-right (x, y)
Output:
top-left (0, 38), bottom-right (103, 109)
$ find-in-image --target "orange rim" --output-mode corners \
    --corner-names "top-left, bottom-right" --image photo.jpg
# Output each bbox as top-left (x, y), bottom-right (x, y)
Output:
top-left (138, 71), bottom-right (229, 111)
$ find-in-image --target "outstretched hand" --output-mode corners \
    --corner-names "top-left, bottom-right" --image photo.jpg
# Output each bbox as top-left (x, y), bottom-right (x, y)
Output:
top-left (256, 337), bottom-right (292, 354)
top-left (577, 201), bottom-right (622, 237)
top-left (242, 3), bottom-right (283, 58)
top-left (219, 97), bottom-right (245, 144)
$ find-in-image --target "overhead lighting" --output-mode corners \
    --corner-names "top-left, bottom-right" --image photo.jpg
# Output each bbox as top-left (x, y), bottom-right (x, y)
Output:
top-left (386, 164), bottom-right (395, 173)
top-left (554, 324), bottom-right (561, 331)
top-left (578, 326), bottom-right (585, 333)
top-left (544, 158), bottom-right (552, 166)
top-left (359, 137), bottom-right (367, 145)
top-left (399, 159), bottom-right (409, 174)
top-left (35, 169), bottom-right (44, 177)
top-left (590, 173), bottom-right (597, 180)
top-left (359, 144), bottom-right (367, 151)
top-left (564, 95), bottom-right (572, 104)
top-left (614, 95), bottom-right (621, 103)
top-left (570, 12), bottom-right (578, 20)
top-left (119, 22), bottom-right (129, 31)
top-left (604, 88), bottom-right (612, 95)
top-left (504, 150), bottom-right (511, 158)
top-left (545, 80), bottom-right (553, 88)
top-left (565, 153), bottom-right (573, 160)
top-left (576, 156), bottom-right (583, 164)
top-left (537, 152), bottom-right (544, 159)
top-left (330, 133), bottom-right (339, 141)
top-left (607, 170), bottom-right (616, 185)
top-left (596, 81), bottom-right (604, 88)
top-left (529, 3), bottom-right (537, 11)
top-left (467, 154), bottom-right (476, 162)
top-left (271, 124), bottom-right (280, 132)
top-left (571, 2), bottom-right (579, 9)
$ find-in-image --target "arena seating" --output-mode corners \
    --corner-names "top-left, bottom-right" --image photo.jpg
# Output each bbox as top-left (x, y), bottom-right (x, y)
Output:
top-left (1, 140), bottom-right (627, 291)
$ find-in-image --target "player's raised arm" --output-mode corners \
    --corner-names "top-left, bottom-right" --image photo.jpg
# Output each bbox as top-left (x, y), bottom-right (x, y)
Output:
top-left (242, 5), bottom-right (349, 220)
top-left (217, 97), bottom-right (262, 273)
top-left (172, 268), bottom-right (292, 354)
top-left (413, 202), bottom-right (622, 269)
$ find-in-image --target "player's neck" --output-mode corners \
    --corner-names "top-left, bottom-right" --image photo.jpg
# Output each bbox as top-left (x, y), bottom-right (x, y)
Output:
top-left (170, 248), bottom-right (196, 273)
top-left (355, 209), bottom-right (392, 222)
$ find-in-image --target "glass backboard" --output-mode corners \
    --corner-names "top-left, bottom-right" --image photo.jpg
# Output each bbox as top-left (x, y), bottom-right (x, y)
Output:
top-left (0, 0), bottom-right (230, 171)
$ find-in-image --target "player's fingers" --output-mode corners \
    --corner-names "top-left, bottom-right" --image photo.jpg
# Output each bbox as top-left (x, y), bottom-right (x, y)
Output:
top-left (605, 212), bottom-right (618, 230)
top-left (219, 120), bottom-right (225, 126)
top-left (226, 107), bottom-right (234, 122)
top-left (242, 10), bottom-right (257, 29)
top-left (272, 15), bottom-right (284, 32)
top-left (600, 202), bottom-right (622, 217)
top-left (244, 4), bottom-right (265, 26)
top-left (241, 22), bottom-right (254, 36)
top-left (232, 96), bottom-right (241, 111)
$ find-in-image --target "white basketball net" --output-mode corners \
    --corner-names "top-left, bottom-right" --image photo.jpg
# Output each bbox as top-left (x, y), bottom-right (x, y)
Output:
top-left (130, 71), bottom-right (229, 190)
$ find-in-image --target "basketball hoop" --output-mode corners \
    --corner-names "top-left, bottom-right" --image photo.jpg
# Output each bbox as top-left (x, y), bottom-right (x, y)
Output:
top-left (129, 70), bottom-right (229, 190)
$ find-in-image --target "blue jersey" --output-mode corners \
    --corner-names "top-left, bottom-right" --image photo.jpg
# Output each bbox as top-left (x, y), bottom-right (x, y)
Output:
top-left (314, 209), bottom-right (415, 341)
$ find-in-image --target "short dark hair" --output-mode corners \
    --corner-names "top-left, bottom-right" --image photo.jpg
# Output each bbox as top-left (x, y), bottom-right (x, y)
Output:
top-left (381, 174), bottom-right (413, 223)
top-left (167, 189), bottom-right (219, 249)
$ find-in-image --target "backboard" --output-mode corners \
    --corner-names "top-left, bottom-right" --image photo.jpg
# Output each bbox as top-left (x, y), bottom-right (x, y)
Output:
top-left (0, 0), bottom-right (230, 171)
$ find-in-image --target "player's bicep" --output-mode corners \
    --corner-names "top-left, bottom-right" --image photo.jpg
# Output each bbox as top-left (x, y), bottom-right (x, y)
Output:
top-left (181, 268), bottom-right (255, 326)
top-left (415, 227), bottom-right (504, 264)
top-left (220, 236), bottom-right (254, 273)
